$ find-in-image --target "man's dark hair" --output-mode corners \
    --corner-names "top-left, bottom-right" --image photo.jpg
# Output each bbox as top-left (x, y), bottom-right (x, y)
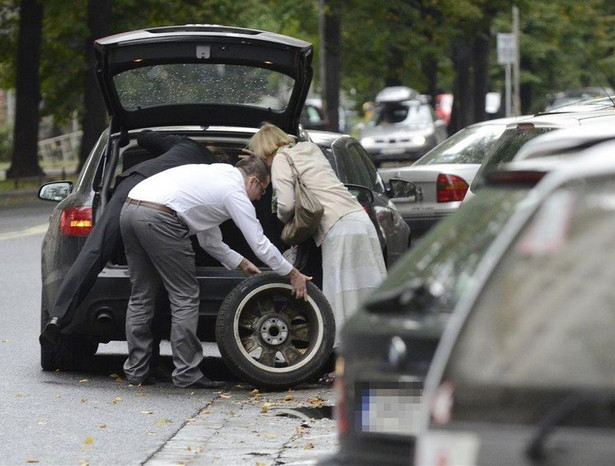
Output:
top-left (236, 155), bottom-right (269, 181)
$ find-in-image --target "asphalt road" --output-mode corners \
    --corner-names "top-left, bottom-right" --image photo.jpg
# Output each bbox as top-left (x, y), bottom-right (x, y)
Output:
top-left (0, 202), bottom-right (338, 465)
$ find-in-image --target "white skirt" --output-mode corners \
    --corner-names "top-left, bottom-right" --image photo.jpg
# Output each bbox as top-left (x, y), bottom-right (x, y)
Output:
top-left (321, 210), bottom-right (387, 347)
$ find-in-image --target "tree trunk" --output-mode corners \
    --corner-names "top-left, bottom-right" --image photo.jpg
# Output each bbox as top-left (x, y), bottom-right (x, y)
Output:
top-left (319, 0), bottom-right (342, 132)
top-left (78, 0), bottom-right (112, 172)
top-left (6, 0), bottom-right (44, 179)
top-left (450, 41), bottom-right (473, 133)
top-left (472, 34), bottom-right (490, 123)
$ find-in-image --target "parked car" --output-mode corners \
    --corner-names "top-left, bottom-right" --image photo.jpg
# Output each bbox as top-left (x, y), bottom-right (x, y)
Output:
top-left (37, 25), bottom-right (413, 390)
top-left (415, 140), bottom-right (615, 466)
top-left (378, 116), bottom-right (525, 240)
top-left (320, 127), bottom-right (615, 466)
top-left (300, 97), bottom-right (348, 132)
top-left (359, 86), bottom-right (448, 166)
top-left (466, 106), bottom-right (615, 200)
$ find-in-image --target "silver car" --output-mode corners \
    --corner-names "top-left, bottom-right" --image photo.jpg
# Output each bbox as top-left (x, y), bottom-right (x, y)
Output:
top-left (359, 87), bottom-right (448, 166)
top-left (379, 117), bottom-right (524, 240)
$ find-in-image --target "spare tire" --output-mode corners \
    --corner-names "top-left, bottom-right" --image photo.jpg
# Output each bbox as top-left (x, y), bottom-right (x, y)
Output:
top-left (216, 272), bottom-right (334, 390)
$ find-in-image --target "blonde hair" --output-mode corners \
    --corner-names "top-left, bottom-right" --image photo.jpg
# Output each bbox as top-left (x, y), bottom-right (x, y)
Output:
top-left (248, 123), bottom-right (295, 162)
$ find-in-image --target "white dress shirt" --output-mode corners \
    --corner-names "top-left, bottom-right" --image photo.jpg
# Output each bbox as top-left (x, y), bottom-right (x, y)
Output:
top-left (127, 163), bottom-right (293, 276)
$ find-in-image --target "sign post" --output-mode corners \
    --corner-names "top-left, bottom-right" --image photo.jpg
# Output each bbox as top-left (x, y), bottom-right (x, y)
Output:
top-left (497, 33), bottom-right (515, 117)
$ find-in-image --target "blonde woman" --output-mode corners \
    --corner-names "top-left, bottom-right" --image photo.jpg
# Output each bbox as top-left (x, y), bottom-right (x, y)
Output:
top-left (248, 123), bottom-right (387, 383)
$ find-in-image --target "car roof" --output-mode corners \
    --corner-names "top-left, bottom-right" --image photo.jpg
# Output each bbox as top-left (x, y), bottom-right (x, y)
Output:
top-left (513, 123), bottom-right (615, 161)
top-left (94, 24), bottom-right (313, 135)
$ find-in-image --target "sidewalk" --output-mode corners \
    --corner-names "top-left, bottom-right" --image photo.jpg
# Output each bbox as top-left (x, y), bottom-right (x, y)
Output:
top-left (147, 383), bottom-right (339, 465)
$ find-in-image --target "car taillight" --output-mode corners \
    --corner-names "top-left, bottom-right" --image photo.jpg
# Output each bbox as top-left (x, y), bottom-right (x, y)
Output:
top-left (60, 206), bottom-right (93, 236)
top-left (436, 174), bottom-right (468, 202)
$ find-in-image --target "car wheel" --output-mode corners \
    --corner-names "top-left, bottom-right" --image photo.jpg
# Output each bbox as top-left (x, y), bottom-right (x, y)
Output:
top-left (216, 272), bottom-right (334, 390)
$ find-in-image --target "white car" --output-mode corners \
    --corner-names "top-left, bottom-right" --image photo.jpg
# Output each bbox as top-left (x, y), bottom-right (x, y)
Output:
top-left (378, 117), bottom-right (524, 240)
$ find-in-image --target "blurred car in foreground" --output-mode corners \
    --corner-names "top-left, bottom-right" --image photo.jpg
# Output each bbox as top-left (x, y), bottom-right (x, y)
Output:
top-left (359, 86), bottom-right (448, 166)
top-left (378, 116), bottom-right (525, 240)
top-left (415, 140), bottom-right (615, 466)
top-left (321, 127), bottom-right (615, 466)
top-left (466, 105), bottom-right (615, 200)
top-left (37, 25), bottom-right (412, 389)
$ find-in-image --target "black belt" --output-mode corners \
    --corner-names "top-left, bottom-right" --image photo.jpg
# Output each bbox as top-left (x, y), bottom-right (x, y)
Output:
top-left (125, 197), bottom-right (176, 215)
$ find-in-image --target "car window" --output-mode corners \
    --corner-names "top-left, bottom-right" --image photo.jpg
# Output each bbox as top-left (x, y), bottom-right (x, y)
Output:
top-left (367, 187), bottom-right (528, 312)
top-left (415, 124), bottom-right (506, 165)
top-left (472, 126), bottom-right (556, 190)
top-left (446, 176), bottom-right (615, 398)
top-left (113, 63), bottom-right (295, 112)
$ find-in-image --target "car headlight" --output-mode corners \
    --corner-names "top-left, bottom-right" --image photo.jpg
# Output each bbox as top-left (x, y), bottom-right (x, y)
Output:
top-left (412, 135), bottom-right (426, 146)
top-left (361, 137), bottom-right (375, 147)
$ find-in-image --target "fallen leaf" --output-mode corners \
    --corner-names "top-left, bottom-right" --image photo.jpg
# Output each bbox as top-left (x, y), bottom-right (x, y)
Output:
top-left (15, 394), bottom-right (23, 398)
top-left (200, 409), bottom-right (211, 415)
top-left (24, 458), bottom-right (39, 463)
top-left (155, 418), bottom-right (173, 427)
top-left (284, 394), bottom-right (295, 402)
top-left (99, 424), bottom-right (107, 429)
top-left (85, 437), bottom-right (94, 445)
top-left (79, 379), bottom-right (90, 384)
top-left (307, 397), bottom-right (324, 408)
top-left (81, 398), bottom-right (88, 403)
top-left (110, 396), bottom-right (122, 404)
top-left (1, 339), bottom-right (10, 343)
top-left (251, 389), bottom-right (261, 396)
top-left (264, 433), bottom-right (278, 439)
top-left (260, 406), bottom-right (268, 414)
top-left (141, 410), bottom-right (154, 415)
top-left (304, 442), bottom-right (314, 449)
top-left (109, 373), bottom-right (120, 379)
top-left (219, 393), bottom-right (232, 399)
top-left (37, 419), bottom-right (47, 425)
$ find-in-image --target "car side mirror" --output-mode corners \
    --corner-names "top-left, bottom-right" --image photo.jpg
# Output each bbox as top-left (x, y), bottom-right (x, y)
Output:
top-left (345, 184), bottom-right (374, 205)
top-left (38, 181), bottom-right (73, 202)
top-left (388, 178), bottom-right (421, 202)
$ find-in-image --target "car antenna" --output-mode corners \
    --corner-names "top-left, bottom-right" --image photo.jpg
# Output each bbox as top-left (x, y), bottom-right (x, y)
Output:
top-left (578, 45), bottom-right (615, 107)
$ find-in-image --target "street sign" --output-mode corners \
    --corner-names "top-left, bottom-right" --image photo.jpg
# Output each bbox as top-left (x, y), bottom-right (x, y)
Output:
top-left (497, 33), bottom-right (515, 65)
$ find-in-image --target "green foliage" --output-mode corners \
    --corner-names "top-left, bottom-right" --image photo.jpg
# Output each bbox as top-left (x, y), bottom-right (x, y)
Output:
top-left (0, 122), bottom-right (13, 162)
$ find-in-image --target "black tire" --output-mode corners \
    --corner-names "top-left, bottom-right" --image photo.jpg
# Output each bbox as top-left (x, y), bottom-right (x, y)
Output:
top-left (216, 272), bottom-right (335, 390)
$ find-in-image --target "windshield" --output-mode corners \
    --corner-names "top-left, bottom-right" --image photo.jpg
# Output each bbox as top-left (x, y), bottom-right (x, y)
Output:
top-left (113, 63), bottom-right (295, 111)
top-left (471, 126), bottom-right (556, 190)
top-left (368, 102), bottom-right (432, 129)
top-left (444, 176), bottom-right (615, 422)
top-left (367, 186), bottom-right (528, 312)
top-left (415, 123), bottom-right (507, 166)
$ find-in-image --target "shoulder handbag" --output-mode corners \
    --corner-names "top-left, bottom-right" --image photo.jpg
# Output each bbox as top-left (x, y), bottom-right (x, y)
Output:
top-left (279, 151), bottom-right (324, 246)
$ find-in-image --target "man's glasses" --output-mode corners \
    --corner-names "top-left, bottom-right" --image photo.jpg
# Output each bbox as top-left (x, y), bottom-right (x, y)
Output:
top-left (252, 176), bottom-right (267, 195)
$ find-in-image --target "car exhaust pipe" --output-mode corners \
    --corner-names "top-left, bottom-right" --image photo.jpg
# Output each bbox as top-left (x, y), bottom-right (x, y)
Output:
top-left (96, 309), bottom-right (114, 325)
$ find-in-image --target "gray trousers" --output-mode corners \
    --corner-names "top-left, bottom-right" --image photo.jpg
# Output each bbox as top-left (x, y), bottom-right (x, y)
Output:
top-left (119, 202), bottom-right (203, 387)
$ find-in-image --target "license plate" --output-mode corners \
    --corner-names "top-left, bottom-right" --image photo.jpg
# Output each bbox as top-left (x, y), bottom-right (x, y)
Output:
top-left (381, 147), bottom-right (405, 155)
top-left (354, 381), bottom-right (423, 435)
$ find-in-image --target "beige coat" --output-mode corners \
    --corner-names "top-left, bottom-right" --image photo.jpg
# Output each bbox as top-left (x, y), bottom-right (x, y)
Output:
top-left (271, 141), bottom-right (363, 246)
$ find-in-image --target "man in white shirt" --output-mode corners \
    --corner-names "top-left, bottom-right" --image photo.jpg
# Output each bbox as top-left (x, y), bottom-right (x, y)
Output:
top-left (120, 156), bottom-right (311, 389)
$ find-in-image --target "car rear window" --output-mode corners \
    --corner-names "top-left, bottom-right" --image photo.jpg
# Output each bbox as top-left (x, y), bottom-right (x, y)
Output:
top-left (471, 126), bottom-right (556, 190)
top-left (415, 124), bottom-right (507, 166)
top-left (113, 63), bottom-right (295, 111)
top-left (367, 186), bottom-right (528, 312)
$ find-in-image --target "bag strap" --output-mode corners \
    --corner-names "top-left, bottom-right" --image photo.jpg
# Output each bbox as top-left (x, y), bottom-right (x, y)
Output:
top-left (281, 150), bottom-right (301, 182)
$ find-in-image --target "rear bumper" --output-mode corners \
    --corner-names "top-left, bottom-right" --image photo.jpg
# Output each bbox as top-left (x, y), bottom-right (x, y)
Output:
top-left (402, 212), bottom-right (449, 241)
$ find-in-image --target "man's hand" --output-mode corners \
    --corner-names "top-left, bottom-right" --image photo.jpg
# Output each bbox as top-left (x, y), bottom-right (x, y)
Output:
top-left (239, 258), bottom-right (261, 277)
top-left (287, 268), bottom-right (312, 301)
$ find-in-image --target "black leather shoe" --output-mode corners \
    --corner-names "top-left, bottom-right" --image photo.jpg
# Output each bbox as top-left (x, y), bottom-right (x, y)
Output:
top-left (39, 318), bottom-right (61, 346)
top-left (183, 376), bottom-right (226, 389)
